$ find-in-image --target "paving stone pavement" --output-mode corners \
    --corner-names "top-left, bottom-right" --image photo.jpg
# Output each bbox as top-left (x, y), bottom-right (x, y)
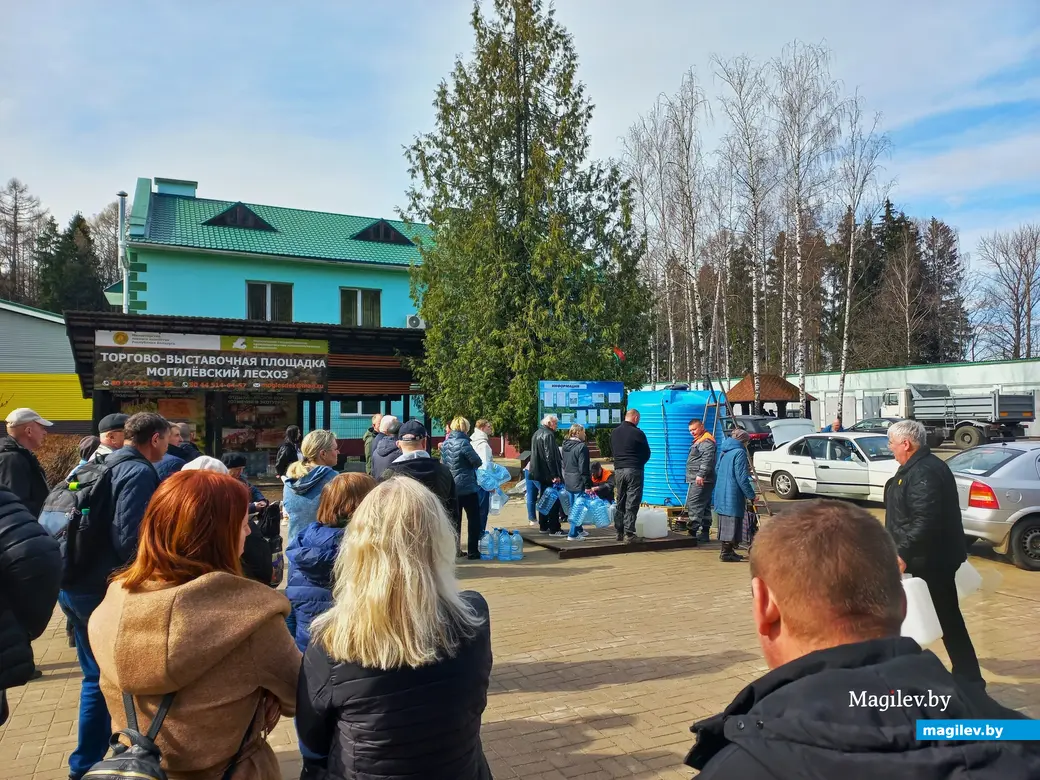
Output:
top-left (3, 499), bottom-right (1039, 780)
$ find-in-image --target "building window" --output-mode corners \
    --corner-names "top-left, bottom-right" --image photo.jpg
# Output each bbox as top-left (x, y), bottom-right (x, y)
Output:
top-left (340, 288), bottom-right (381, 328)
top-left (247, 282), bottom-right (292, 322)
top-left (339, 399), bottom-right (384, 417)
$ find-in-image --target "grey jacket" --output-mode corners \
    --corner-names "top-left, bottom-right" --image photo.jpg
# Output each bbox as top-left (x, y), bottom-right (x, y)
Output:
top-left (686, 433), bottom-right (717, 483)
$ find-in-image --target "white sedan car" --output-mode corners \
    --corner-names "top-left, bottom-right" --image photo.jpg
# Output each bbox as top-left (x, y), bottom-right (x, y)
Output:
top-left (752, 432), bottom-right (900, 503)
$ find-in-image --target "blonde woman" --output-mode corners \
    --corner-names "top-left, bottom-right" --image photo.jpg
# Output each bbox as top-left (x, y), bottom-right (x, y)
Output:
top-left (282, 429), bottom-right (339, 638)
top-left (562, 424), bottom-right (592, 541)
top-left (438, 417), bottom-right (483, 559)
top-left (296, 477), bottom-right (492, 779)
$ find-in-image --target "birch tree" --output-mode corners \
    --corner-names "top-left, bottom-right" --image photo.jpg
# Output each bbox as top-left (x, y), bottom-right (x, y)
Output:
top-left (977, 226), bottom-right (1040, 359)
top-left (773, 42), bottom-right (841, 415)
top-left (714, 55), bottom-right (777, 412)
top-left (665, 71), bottom-right (711, 383)
top-left (834, 91), bottom-right (889, 419)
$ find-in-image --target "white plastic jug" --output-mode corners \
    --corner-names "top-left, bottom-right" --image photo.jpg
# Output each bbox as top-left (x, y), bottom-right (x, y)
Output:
top-left (635, 508), bottom-right (668, 539)
top-left (955, 560), bottom-right (983, 600)
top-left (901, 576), bottom-right (943, 647)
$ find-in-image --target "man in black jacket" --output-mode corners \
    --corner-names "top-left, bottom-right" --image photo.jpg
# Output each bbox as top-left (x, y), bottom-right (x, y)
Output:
top-left (381, 421), bottom-right (458, 519)
top-left (685, 499), bottom-right (1039, 779)
top-left (886, 419), bottom-right (983, 688)
top-left (0, 490), bottom-right (62, 725)
top-left (0, 408), bottom-right (52, 518)
top-left (529, 415), bottom-right (564, 535)
top-left (610, 410), bottom-right (651, 543)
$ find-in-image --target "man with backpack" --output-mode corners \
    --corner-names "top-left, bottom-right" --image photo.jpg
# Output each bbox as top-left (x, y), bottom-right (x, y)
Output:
top-left (57, 412), bottom-right (169, 780)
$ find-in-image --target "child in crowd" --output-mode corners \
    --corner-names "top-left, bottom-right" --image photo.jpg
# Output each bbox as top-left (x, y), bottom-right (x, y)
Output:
top-left (286, 472), bottom-right (376, 653)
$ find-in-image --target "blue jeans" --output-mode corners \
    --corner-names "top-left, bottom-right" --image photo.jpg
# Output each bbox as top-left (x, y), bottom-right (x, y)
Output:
top-left (524, 470), bottom-right (540, 522)
top-left (59, 590), bottom-right (111, 779)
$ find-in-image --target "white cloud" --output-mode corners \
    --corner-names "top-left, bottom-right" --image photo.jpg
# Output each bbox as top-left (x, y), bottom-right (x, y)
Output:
top-left (2, 0), bottom-right (1039, 243)
top-left (891, 132), bottom-right (1040, 201)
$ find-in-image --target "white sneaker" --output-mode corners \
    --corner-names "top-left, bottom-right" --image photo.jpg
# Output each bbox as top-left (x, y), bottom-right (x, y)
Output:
top-left (566, 534), bottom-right (585, 541)
top-left (528, 521), bottom-right (538, 527)
top-left (580, 529), bottom-right (590, 537)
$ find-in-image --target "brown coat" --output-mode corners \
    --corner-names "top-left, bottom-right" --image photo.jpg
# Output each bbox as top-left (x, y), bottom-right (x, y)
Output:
top-left (88, 572), bottom-right (303, 780)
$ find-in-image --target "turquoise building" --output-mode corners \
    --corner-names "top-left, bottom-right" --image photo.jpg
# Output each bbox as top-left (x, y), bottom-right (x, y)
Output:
top-left (105, 176), bottom-right (436, 447)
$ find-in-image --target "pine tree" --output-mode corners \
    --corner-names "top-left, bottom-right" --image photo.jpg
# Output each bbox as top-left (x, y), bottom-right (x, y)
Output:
top-left (38, 214), bottom-right (108, 314)
top-left (403, 0), bottom-right (651, 445)
top-left (920, 217), bottom-right (970, 363)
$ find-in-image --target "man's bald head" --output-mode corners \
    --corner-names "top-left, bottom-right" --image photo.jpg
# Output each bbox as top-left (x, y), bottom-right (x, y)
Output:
top-left (625, 410), bottom-right (640, 425)
top-left (749, 500), bottom-right (904, 669)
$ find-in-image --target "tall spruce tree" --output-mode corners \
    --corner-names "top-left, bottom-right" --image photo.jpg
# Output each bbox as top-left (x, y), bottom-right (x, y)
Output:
top-left (403, 0), bottom-right (651, 444)
top-left (38, 214), bottom-right (108, 314)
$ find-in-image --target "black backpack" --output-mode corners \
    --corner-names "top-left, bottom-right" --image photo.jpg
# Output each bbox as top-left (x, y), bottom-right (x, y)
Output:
top-left (84, 692), bottom-right (176, 780)
top-left (84, 692), bottom-right (252, 780)
top-left (38, 458), bottom-right (114, 586)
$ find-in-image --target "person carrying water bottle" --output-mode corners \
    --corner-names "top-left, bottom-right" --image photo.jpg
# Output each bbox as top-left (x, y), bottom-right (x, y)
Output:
top-left (562, 424), bottom-right (592, 541)
top-left (529, 415), bottom-right (565, 536)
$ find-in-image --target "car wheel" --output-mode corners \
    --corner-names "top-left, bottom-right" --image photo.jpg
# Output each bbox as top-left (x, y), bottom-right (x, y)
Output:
top-left (772, 471), bottom-right (799, 500)
top-left (955, 426), bottom-right (983, 450)
top-left (1010, 517), bottom-right (1040, 571)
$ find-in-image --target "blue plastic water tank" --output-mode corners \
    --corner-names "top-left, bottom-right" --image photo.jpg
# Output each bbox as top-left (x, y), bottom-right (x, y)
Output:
top-left (627, 388), bottom-right (724, 506)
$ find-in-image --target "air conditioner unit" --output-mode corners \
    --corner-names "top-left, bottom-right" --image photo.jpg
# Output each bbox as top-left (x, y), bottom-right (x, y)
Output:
top-left (406, 315), bottom-right (426, 329)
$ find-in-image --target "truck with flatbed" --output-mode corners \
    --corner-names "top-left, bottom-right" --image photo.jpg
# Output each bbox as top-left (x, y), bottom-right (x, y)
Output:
top-left (880, 384), bottom-right (1035, 449)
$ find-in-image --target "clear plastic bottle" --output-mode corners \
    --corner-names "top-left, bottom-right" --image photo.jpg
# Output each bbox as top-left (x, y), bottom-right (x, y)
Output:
top-left (497, 529), bottom-right (512, 561)
top-left (478, 531), bottom-right (493, 561)
top-left (510, 530), bottom-right (524, 560)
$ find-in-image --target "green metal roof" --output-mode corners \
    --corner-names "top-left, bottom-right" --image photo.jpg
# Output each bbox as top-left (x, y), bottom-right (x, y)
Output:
top-left (131, 190), bottom-right (432, 267)
top-left (0, 297), bottom-right (64, 323)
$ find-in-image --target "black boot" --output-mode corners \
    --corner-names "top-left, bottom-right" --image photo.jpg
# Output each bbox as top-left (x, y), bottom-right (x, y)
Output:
top-left (719, 542), bottom-right (744, 562)
top-left (300, 759), bottom-right (327, 780)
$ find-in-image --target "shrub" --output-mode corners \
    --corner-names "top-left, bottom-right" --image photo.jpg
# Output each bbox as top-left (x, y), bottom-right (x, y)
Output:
top-left (37, 434), bottom-right (81, 487)
top-left (593, 426), bottom-right (616, 458)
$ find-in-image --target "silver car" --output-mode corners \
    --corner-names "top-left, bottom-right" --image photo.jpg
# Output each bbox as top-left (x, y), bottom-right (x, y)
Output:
top-left (945, 442), bottom-right (1040, 571)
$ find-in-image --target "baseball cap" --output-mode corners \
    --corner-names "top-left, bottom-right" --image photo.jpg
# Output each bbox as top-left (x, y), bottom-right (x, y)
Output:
top-left (98, 413), bottom-right (129, 434)
top-left (398, 420), bottom-right (428, 441)
top-left (221, 453), bottom-right (248, 470)
top-left (5, 408), bottom-right (53, 427)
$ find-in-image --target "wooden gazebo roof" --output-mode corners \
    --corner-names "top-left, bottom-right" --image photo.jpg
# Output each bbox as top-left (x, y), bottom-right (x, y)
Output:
top-left (724, 373), bottom-right (816, 403)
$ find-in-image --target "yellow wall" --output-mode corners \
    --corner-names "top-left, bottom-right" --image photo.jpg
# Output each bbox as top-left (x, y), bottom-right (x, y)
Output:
top-left (0, 373), bottom-right (92, 421)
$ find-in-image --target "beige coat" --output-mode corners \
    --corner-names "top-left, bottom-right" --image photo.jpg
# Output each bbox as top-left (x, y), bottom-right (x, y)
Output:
top-left (88, 572), bottom-right (303, 780)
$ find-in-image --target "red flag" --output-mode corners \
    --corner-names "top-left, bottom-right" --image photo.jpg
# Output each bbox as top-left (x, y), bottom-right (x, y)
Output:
top-left (612, 346), bottom-right (626, 362)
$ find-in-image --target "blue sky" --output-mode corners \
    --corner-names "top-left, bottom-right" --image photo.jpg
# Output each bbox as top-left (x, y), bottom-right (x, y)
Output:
top-left (3, 0), bottom-right (1040, 257)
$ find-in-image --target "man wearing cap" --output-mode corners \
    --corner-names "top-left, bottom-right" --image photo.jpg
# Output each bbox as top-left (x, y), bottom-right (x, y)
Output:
top-left (0, 408), bottom-right (52, 518)
top-left (381, 420), bottom-right (458, 518)
top-left (90, 413), bottom-right (128, 462)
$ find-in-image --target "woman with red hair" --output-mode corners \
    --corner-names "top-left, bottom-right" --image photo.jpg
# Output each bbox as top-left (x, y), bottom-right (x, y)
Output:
top-left (88, 469), bottom-right (301, 780)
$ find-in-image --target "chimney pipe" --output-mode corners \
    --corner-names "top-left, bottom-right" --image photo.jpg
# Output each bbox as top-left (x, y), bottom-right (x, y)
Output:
top-left (117, 190), bottom-right (128, 314)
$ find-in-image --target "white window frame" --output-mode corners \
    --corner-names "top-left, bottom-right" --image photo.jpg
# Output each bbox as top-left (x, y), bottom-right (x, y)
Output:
top-left (340, 287), bottom-right (381, 328)
top-left (339, 399), bottom-right (385, 418)
top-left (246, 281), bottom-right (293, 322)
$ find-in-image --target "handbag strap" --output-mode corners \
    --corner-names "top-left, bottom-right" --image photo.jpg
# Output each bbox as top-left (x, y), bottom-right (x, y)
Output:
top-left (220, 700), bottom-right (257, 780)
top-left (121, 691), bottom-right (176, 741)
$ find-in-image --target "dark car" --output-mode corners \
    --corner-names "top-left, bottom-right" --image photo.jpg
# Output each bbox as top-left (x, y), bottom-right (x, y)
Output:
top-left (723, 415), bottom-right (774, 451)
top-left (846, 417), bottom-right (902, 434)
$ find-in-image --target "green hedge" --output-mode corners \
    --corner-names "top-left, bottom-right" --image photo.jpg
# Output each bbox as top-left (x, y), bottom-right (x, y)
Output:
top-left (594, 426), bottom-right (616, 457)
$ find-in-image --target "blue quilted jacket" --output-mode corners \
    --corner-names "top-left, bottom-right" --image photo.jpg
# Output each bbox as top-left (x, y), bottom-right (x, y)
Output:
top-left (712, 436), bottom-right (756, 518)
